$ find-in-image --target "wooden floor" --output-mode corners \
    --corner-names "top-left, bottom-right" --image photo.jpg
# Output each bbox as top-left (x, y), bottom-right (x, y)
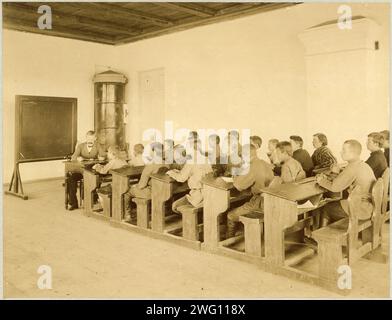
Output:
top-left (3, 179), bottom-right (390, 298)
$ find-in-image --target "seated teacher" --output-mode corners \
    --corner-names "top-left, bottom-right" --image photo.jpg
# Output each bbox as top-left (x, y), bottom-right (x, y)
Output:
top-left (67, 130), bottom-right (106, 210)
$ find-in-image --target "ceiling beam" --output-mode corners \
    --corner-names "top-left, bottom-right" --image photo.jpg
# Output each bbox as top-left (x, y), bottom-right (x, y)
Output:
top-left (154, 3), bottom-right (216, 18)
top-left (116, 3), bottom-right (298, 45)
top-left (88, 3), bottom-right (174, 27)
top-left (3, 17), bottom-right (115, 45)
top-left (217, 3), bottom-right (261, 15)
top-left (3, 2), bottom-right (142, 36)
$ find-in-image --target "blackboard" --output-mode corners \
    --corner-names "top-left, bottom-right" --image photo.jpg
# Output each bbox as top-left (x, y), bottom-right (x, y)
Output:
top-left (15, 95), bottom-right (77, 163)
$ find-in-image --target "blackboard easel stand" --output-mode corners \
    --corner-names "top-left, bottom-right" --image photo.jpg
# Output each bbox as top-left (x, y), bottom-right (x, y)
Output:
top-left (5, 162), bottom-right (28, 200)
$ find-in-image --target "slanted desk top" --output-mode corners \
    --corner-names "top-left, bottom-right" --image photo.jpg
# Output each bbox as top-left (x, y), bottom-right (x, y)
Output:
top-left (64, 160), bottom-right (107, 174)
top-left (110, 165), bottom-right (144, 178)
top-left (150, 173), bottom-right (190, 194)
top-left (260, 177), bottom-right (326, 202)
top-left (201, 176), bottom-right (234, 190)
top-left (150, 173), bottom-right (175, 183)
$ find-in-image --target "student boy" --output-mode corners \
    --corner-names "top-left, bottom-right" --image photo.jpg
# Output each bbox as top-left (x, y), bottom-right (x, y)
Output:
top-left (167, 141), bottom-right (212, 212)
top-left (93, 145), bottom-right (128, 175)
top-left (206, 134), bottom-right (221, 164)
top-left (123, 142), bottom-right (168, 221)
top-left (311, 133), bottom-right (337, 171)
top-left (128, 144), bottom-right (145, 167)
top-left (316, 140), bottom-right (376, 227)
top-left (163, 139), bottom-right (175, 165)
top-left (380, 130), bottom-right (390, 166)
top-left (67, 130), bottom-right (106, 210)
top-left (94, 146), bottom-right (129, 207)
top-left (267, 139), bottom-right (279, 165)
top-left (290, 135), bottom-right (314, 177)
top-left (172, 144), bottom-right (187, 170)
top-left (366, 132), bottom-right (388, 178)
top-left (275, 141), bottom-right (306, 183)
top-left (226, 144), bottom-right (274, 238)
top-left (250, 135), bottom-right (262, 149)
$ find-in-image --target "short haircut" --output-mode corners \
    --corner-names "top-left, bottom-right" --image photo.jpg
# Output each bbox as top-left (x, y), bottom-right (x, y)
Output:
top-left (276, 141), bottom-right (293, 156)
top-left (269, 139), bottom-right (279, 146)
top-left (151, 142), bottom-right (164, 157)
top-left (368, 132), bottom-right (384, 148)
top-left (86, 130), bottom-right (95, 136)
top-left (108, 145), bottom-right (120, 157)
top-left (242, 144), bottom-right (256, 155)
top-left (313, 133), bottom-right (328, 146)
top-left (188, 131), bottom-right (199, 139)
top-left (380, 130), bottom-right (390, 141)
top-left (164, 139), bottom-right (175, 147)
top-left (209, 134), bottom-right (220, 144)
top-left (133, 143), bottom-right (144, 154)
top-left (289, 135), bottom-right (303, 148)
top-left (250, 135), bottom-right (262, 147)
top-left (344, 139), bottom-right (362, 155)
top-left (228, 130), bottom-right (240, 139)
top-left (174, 144), bottom-right (186, 157)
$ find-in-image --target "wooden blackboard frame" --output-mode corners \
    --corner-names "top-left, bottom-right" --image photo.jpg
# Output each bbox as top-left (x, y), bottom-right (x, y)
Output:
top-left (15, 95), bottom-right (77, 163)
top-left (5, 95), bottom-right (77, 200)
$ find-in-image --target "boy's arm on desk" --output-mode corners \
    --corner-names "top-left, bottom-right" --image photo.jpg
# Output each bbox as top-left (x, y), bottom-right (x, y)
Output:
top-left (110, 165), bottom-right (143, 176)
top-left (150, 172), bottom-right (175, 183)
top-left (260, 179), bottom-right (326, 202)
top-left (202, 175), bottom-right (234, 190)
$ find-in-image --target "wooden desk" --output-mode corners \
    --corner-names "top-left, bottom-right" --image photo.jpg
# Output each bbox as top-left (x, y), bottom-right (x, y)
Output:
top-left (260, 178), bottom-right (330, 267)
top-left (110, 166), bottom-right (144, 222)
top-left (64, 160), bottom-right (104, 175)
top-left (64, 160), bottom-right (105, 209)
top-left (150, 173), bottom-right (189, 233)
top-left (201, 176), bottom-right (251, 250)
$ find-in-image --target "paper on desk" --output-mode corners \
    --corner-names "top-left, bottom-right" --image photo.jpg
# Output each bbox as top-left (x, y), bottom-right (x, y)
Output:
top-left (221, 177), bottom-right (233, 183)
top-left (297, 200), bottom-right (316, 209)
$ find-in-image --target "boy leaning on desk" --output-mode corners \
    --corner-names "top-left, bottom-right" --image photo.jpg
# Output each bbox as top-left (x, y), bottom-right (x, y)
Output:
top-left (223, 139), bottom-right (376, 248)
top-left (304, 139), bottom-right (376, 248)
top-left (93, 145), bottom-right (128, 210)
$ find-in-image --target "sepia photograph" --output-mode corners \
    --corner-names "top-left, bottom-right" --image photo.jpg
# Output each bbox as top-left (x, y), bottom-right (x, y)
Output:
top-left (1, 0), bottom-right (391, 302)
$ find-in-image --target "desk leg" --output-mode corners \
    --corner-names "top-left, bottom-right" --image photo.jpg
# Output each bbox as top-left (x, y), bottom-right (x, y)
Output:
top-left (151, 179), bottom-right (172, 233)
top-left (264, 194), bottom-right (298, 267)
top-left (202, 185), bottom-right (230, 250)
top-left (65, 175), bottom-right (69, 209)
top-left (112, 175), bottom-right (129, 222)
top-left (83, 171), bottom-right (99, 215)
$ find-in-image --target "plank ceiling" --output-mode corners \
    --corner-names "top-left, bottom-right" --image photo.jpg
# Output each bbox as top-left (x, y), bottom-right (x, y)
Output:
top-left (3, 2), bottom-right (299, 45)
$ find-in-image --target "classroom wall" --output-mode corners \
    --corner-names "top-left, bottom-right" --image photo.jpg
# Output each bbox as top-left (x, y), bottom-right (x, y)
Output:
top-left (2, 30), bottom-right (118, 182)
top-left (117, 2), bottom-right (389, 162)
top-left (117, 4), bottom-right (309, 158)
top-left (2, 2), bottom-right (389, 183)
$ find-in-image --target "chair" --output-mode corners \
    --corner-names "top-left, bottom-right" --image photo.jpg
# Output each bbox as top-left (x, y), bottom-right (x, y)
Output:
top-left (346, 180), bottom-right (383, 264)
top-left (313, 179), bottom-right (384, 282)
top-left (381, 167), bottom-right (390, 222)
top-left (372, 168), bottom-right (389, 248)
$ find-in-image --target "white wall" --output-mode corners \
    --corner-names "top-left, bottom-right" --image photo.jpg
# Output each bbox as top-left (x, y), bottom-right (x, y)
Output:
top-left (117, 4), bottom-right (308, 156)
top-left (2, 30), bottom-right (118, 182)
top-left (118, 2), bottom-right (389, 161)
top-left (2, 2), bottom-right (389, 182)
